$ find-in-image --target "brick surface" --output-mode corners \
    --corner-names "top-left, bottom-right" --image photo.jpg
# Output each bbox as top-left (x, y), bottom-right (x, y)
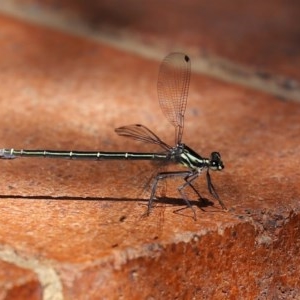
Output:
top-left (0, 261), bottom-right (41, 300)
top-left (0, 14), bottom-right (299, 299)
top-left (2, 0), bottom-right (300, 81)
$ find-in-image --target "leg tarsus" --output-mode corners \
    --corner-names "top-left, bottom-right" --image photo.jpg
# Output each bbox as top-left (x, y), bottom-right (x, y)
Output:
top-left (206, 170), bottom-right (227, 210)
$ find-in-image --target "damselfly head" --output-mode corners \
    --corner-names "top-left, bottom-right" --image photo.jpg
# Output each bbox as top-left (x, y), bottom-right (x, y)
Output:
top-left (209, 152), bottom-right (224, 171)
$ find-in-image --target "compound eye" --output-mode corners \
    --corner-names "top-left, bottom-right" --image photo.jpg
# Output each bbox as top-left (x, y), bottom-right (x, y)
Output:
top-left (211, 152), bottom-right (221, 160)
top-left (210, 152), bottom-right (224, 170)
top-left (210, 160), bottom-right (218, 170)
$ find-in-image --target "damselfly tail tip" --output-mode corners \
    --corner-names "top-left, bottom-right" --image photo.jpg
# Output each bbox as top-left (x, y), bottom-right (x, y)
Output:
top-left (0, 149), bottom-right (15, 159)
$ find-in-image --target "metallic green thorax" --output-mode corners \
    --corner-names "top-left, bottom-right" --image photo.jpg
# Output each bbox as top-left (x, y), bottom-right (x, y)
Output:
top-left (171, 144), bottom-right (224, 172)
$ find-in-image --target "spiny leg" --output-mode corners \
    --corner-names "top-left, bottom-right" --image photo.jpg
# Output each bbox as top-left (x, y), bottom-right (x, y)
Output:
top-left (182, 171), bottom-right (205, 201)
top-left (148, 171), bottom-right (193, 217)
top-left (177, 171), bottom-right (203, 220)
top-left (206, 170), bottom-right (227, 210)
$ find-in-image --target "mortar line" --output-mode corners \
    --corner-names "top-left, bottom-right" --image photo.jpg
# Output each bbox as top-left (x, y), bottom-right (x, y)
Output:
top-left (0, 245), bottom-right (63, 300)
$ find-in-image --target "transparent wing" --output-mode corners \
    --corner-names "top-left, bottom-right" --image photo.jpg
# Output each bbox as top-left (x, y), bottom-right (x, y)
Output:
top-left (157, 53), bottom-right (191, 145)
top-left (115, 124), bottom-right (171, 151)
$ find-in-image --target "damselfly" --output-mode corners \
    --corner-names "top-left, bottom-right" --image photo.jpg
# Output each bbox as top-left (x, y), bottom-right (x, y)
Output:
top-left (0, 53), bottom-right (226, 219)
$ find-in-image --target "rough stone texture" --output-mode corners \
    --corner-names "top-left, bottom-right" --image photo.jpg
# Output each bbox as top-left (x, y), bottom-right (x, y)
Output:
top-left (0, 6), bottom-right (299, 300)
